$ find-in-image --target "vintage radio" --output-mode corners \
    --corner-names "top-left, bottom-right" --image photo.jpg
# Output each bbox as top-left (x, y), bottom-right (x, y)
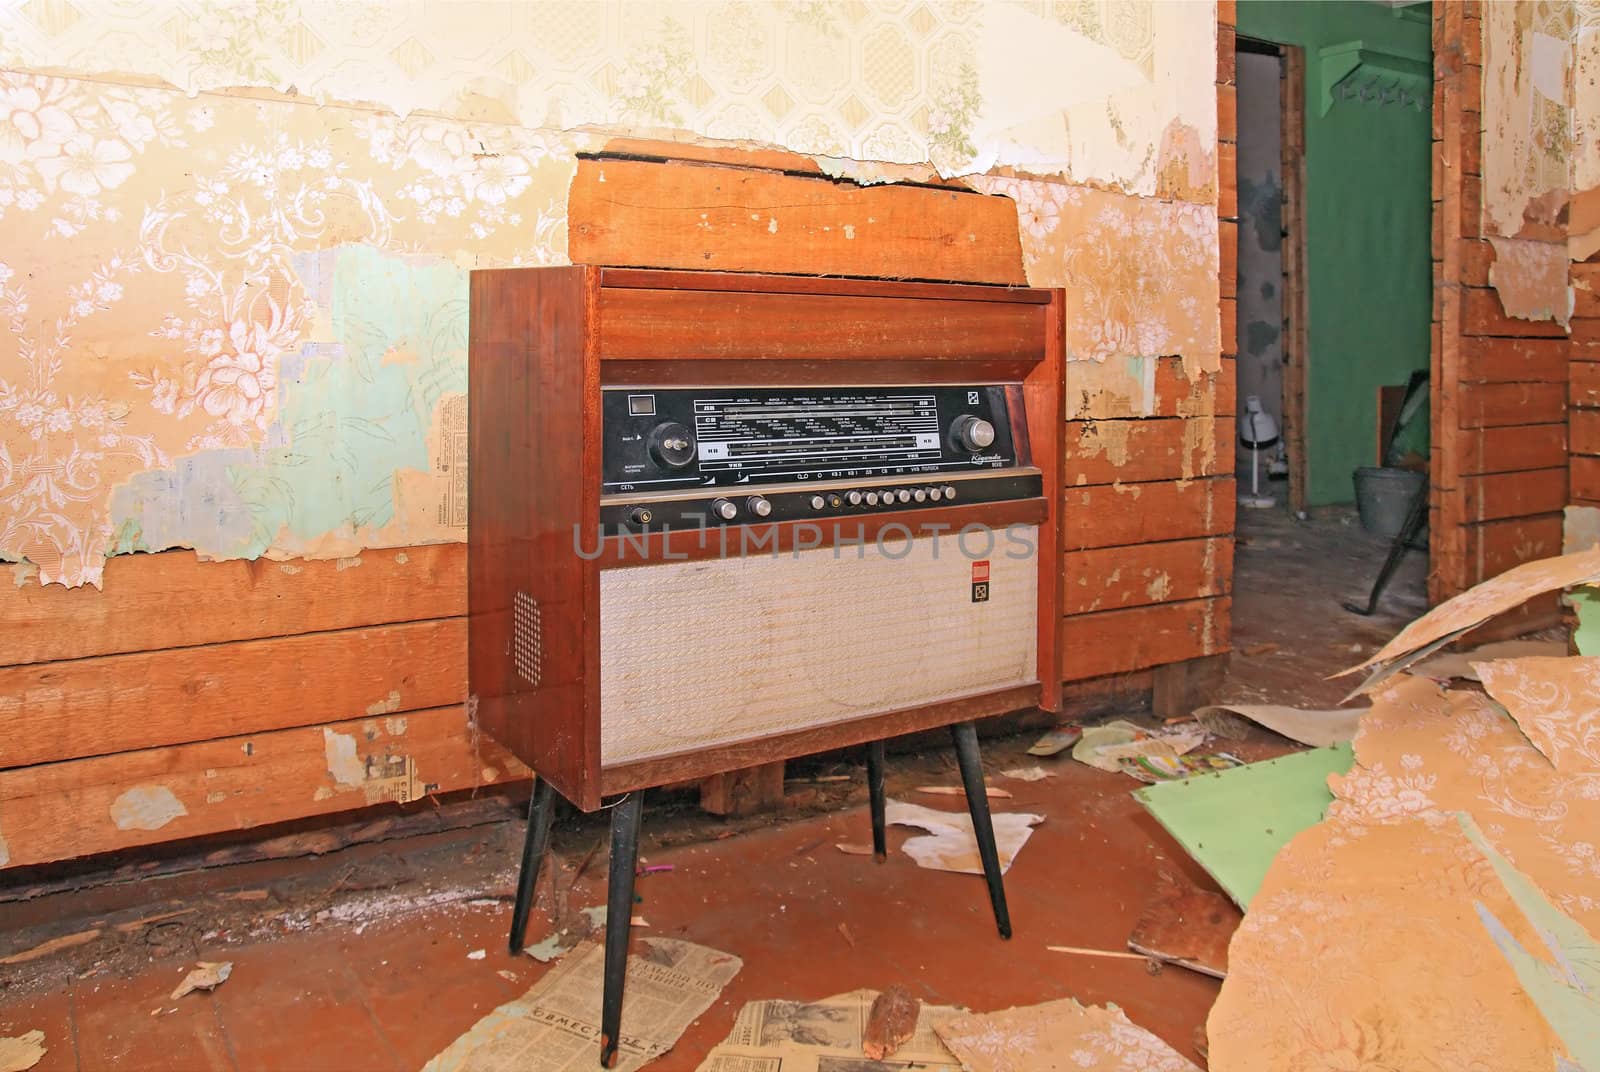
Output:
top-left (468, 267), bottom-right (1063, 1065)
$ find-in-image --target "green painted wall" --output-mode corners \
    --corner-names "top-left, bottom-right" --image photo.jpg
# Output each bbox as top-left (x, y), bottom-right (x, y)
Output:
top-left (1237, 1), bottom-right (1432, 506)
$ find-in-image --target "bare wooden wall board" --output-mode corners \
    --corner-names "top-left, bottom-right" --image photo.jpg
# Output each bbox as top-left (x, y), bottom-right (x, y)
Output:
top-left (569, 157), bottom-right (1027, 285)
top-left (1, 617), bottom-right (465, 769)
top-left (0, 544), bottom-right (464, 668)
top-left (1459, 424), bottom-right (1569, 475)
top-left (1065, 417), bottom-right (1232, 486)
top-left (0, 704), bottom-right (526, 869)
top-left (1061, 597), bottom-right (1232, 682)
top-left (1063, 538), bottom-right (1234, 615)
top-left (1063, 479), bottom-right (1236, 550)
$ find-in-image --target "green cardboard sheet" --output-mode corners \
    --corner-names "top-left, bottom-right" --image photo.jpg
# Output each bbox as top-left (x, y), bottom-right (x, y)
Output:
top-left (1134, 742), bottom-right (1355, 910)
top-left (1573, 586), bottom-right (1600, 657)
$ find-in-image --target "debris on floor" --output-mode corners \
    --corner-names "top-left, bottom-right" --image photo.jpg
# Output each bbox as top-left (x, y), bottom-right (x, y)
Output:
top-left (0, 929), bottom-right (100, 966)
top-left (885, 800), bottom-right (1043, 875)
top-left (1189, 702), bottom-right (1364, 747)
top-left (1120, 752), bottom-right (1245, 783)
top-left (1025, 723), bottom-right (1083, 756)
top-left (935, 998), bottom-right (1199, 1072)
top-left (914, 784), bottom-right (1014, 799)
top-left (0, 1031), bottom-right (46, 1072)
top-left (697, 989), bottom-right (962, 1072)
top-left (999, 765), bottom-right (1053, 782)
top-left (1135, 743), bottom-right (1355, 907)
top-left (1068, 719), bottom-right (1208, 773)
top-left (1126, 871), bottom-right (1240, 979)
top-left (1407, 636), bottom-right (1567, 681)
top-left (863, 984), bottom-right (922, 1060)
top-left (523, 903), bottom-right (610, 964)
top-left (1341, 546), bottom-right (1600, 696)
top-left (1205, 552), bottom-right (1600, 1070)
top-left (170, 960), bottom-right (232, 999)
top-left (428, 938), bottom-right (741, 1072)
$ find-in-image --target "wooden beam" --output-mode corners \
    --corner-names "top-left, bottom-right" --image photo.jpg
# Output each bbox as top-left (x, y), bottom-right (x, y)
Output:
top-left (568, 157), bottom-right (1026, 285)
top-left (699, 763), bottom-right (786, 817)
top-left (1462, 514), bottom-right (1564, 582)
top-left (0, 618), bottom-right (466, 769)
top-left (0, 705), bottom-right (527, 870)
top-left (1065, 356), bottom-right (1234, 420)
top-left (1063, 479), bottom-right (1235, 550)
top-left (1065, 418), bottom-right (1231, 486)
top-left (1459, 424), bottom-right (1568, 474)
top-left (1456, 381), bottom-right (1567, 427)
top-left (1459, 336), bottom-right (1570, 383)
top-left (1061, 597), bottom-right (1231, 682)
top-left (1062, 538), bottom-right (1233, 615)
top-left (1460, 468), bottom-right (1567, 522)
top-left (1, 545), bottom-right (464, 668)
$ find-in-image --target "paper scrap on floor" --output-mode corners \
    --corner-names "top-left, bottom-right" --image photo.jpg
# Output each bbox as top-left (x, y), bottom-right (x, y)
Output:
top-left (424, 938), bottom-right (741, 1072)
top-left (1190, 703), bottom-right (1364, 747)
top-left (1027, 724), bottom-right (1083, 756)
top-left (1071, 720), bottom-right (1206, 773)
top-left (886, 799), bottom-right (1043, 875)
top-left (1120, 752), bottom-right (1245, 782)
top-left (0, 1031), bottom-right (46, 1072)
top-left (936, 998), bottom-right (1199, 1072)
top-left (171, 960), bottom-right (232, 999)
top-left (696, 988), bottom-right (963, 1072)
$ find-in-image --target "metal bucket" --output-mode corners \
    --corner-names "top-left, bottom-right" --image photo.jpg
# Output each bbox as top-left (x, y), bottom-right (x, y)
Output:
top-left (1353, 466), bottom-right (1425, 539)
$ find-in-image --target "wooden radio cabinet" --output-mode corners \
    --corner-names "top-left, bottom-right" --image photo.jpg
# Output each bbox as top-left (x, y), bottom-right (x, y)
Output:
top-left (469, 266), bottom-right (1064, 1065)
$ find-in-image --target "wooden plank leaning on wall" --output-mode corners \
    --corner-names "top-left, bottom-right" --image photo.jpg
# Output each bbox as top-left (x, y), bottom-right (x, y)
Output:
top-left (1433, 4), bottom-right (1568, 639)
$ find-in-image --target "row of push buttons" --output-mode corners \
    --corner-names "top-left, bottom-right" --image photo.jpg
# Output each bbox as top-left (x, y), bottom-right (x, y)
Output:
top-left (808, 485), bottom-right (959, 510)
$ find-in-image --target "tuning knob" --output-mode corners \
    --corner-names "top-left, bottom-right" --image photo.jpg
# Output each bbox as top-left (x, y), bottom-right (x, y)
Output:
top-left (746, 495), bottom-right (772, 518)
top-left (648, 421), bottom-right (696, 469)
top-left (711, 498), bottom-right (737, 521)
top-left (952, 415), bottom-right (996, 453)
top-left (627, 506), bottom-right (654, 526)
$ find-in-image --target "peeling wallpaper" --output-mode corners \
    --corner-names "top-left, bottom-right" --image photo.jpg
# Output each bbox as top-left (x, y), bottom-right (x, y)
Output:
top-left (0, 1), bottom-right (1219, 587)
top-left (1480, 1), bottom-right (1588, 321)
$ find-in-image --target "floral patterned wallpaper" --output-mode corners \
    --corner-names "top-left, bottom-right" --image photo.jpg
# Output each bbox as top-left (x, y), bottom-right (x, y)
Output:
top-left (0, 1), bottom-right (1219, 587)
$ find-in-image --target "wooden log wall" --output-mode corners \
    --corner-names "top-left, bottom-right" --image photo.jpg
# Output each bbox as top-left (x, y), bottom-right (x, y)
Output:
top-left (1062, 3), bottom-right (1237, 681)
top-left (1432, 3), bottom-right (1567, 630)
top-left (0, 547), bottom-right (527, 869)
top-left (2, 115), bottom-right (1237, 869)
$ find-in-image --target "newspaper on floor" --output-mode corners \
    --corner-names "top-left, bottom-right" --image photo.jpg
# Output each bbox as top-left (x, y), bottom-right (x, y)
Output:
top-left (887, 800), bottom-right (1044, 875)
top-left (696, 988), bottom-right (965, 1072)
top-left (424, 938), bottom-right (741, 1072)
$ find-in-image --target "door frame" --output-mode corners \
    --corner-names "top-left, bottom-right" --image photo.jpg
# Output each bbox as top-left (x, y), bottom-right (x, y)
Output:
top-left (1236, 35), bottom-right (1310, 514)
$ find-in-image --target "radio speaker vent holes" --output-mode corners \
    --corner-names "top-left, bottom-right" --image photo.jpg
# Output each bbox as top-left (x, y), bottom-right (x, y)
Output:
top-left (513, 591), bottom-right (542, 688)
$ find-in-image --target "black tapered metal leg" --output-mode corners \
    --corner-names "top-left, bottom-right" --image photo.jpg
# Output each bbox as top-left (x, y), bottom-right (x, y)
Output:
top-left (866, 740), bottom-right (887, 861)
top-left (600, 792), bottom-right (643, 1068)
top-left (508, 777), bottom-right (556, 954)
top-left (1344, 478), bottom-right (1430, 616)
top-left (950, 721), bottom-right (1012, 939)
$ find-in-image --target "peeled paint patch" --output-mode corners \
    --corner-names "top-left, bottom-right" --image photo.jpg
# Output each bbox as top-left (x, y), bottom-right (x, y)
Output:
top-left (10, 562), bottom-right (36, 588)
top-left (0, 823), bottom-right (10, 867)
top-left (109, 786), bottom-right (187, 831)
top-left (1074, 422), bottom-right (1134, 471)
top-left (966, 176), bottom-right (1220, 374)
top-left (1482, 4), bottom-right (1573, 240)
top-left (366, 690), bottom-right (402, 716)
top-left (323, 729), bottom-right (364, 790)
top-left (1488, 236), bottom-right (1571, 325)
top-left (384, 717), bottom-right (408, 736)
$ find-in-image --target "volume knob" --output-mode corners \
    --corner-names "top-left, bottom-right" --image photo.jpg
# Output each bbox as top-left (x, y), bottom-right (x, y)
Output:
top-left (746, 495), bottom-right (772, 518)
top-left (711, 498), bottom-right (737, 521)
top-left (953, 415), bottom-right (996, 453)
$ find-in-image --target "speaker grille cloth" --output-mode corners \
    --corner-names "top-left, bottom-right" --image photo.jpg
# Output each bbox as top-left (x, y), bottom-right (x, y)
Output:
top-left (600, 528), bottom-right (1038, 765)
